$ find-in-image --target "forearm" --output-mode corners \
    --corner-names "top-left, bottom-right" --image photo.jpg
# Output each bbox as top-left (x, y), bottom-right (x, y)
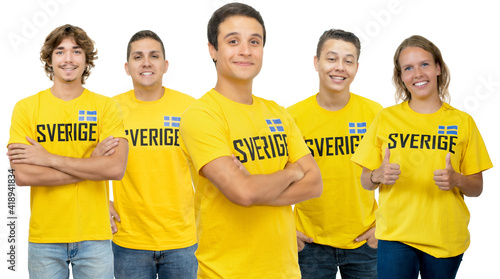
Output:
top-left (48, 139), bottom-right (128, 181)
top-left (456, 172), bottom-right (483, 197)
top-left (267, 156), bottom-right (323, 206)
top-left (202, 156), bottom-right (302, 207)
top-left (11, 162), bottom-right (82, 186)
top-left (361, 167), bottom-right (380, 190)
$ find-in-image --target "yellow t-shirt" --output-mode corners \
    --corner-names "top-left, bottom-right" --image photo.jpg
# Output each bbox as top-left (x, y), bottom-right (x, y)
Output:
top-left (8, 88), bottom-right (125, 243)
top-left (112, 87), bottom-right (196, 250)
top-left (351, 101), bottom-right (492, 257)
top-left (180, 89), bottom-right (310, 279)
top-left (288, 93), bottom-right (382, 249)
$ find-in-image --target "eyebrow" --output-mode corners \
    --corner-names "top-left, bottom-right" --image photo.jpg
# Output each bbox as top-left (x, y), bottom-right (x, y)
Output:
top-left (131, 50), bottom-right (162, 55)
top-left (401, 59), bottom-right (431, 68)
top-left (223, 32), bottom-right (263, 40)
top-left (325, 51), bottom-right (355, 58)
top-left (55, 45), bottom-right (82, 50)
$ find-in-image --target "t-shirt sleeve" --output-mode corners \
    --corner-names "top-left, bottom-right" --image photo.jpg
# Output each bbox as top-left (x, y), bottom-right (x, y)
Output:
top-left (284, 109), bottom-right (310, 163)
top-left (351, 112), bottom-right (383, 170)
top-left (180, 106), bottom-right (232, 175)
top-left (100, 98), bottom-right (126, 140)
top-left (8, 101), bottom-right (33, 146)
top-left (460, 116), bottom-right (493, 175)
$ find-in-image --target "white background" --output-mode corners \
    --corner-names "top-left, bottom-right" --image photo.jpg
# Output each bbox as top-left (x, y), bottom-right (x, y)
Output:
top-left (1, 0), bottom-right (498, 278)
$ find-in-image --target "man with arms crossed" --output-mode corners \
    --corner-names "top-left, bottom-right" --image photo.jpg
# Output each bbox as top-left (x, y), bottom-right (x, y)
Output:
top-left (288, 29), bottom-right (382, 278)
top-left (109, 30), bottom-right (197, 279)
top-left (180, 3), bottom-right (323, 279)
top-left (7, 24), bottom-right (128, 279)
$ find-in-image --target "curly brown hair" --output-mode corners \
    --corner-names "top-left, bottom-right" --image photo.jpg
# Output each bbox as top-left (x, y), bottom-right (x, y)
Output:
top-left (40, 24), bottom-right (98, 84)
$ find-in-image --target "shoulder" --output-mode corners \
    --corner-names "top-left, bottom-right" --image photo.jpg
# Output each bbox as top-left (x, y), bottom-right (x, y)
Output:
top-left (112, 90), bottom-right (132, 103)
top-left (287, 95), bottom-right (316, 116)
top-left (351, 93), bottom-right (383, 111)
top-left (165, 87), bottom-right (196, 102)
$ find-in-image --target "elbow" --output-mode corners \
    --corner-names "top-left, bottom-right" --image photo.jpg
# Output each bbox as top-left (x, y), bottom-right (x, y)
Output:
top-left (109, 165), bottom-right (126, 181)
top-left (228, 192), bottom-right (257, 207)
top-left (311, 180), bottom-right (323, 199)
top-left (13, 175), bottom-right (31, 186)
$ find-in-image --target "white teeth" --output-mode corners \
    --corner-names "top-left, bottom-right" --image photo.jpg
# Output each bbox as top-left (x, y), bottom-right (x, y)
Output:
top-left (330, 76), bottom-right (346, 80)
top-left (141, 72), bottom-right (153, 76)
top-left (414, 81), bottom-right (428, 86)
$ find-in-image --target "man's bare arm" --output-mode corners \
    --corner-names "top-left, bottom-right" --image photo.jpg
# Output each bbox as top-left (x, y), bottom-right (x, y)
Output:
top-left (8, 136), bottom-right (128, 182)
top-left (201, 156), bottom-right (305, 207)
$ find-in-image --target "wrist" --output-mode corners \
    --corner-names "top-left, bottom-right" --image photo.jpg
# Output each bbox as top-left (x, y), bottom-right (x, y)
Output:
top-left (370, 169), bottom-right (380, 185)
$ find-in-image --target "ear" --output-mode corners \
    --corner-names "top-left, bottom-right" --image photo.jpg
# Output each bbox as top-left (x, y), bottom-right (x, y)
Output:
top-left (124, 62), bottom-right (131, 76)
top-left (314, 56), bottom-right (319, 72)
top-left (164, 59), bottom-right (169, 74)
top-left (208, 42), bottom-right (217, 61)
top-left (436, 62), bottom-right (441, 76)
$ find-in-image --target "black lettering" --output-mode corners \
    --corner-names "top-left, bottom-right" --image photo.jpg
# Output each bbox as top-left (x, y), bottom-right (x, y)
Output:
top-left (47, 124), bottom-right (56, 141)
top-left (78, 123), bottom-right (88, 141)
top-left (253, 136), bottom-right (265, 160)
top-left (350, 135), bottom-right (361, 154)
top-left (410, 134), bottom-right (419, 149)
top-left (36, 125), bottom-right (46, 142)
top-left (149, 129), bottom-right (158, 146)
top-left (274, 134), bottom-right (286, 157)
top-left (260, 136), bottom-right (272, 159)
top-left (233, 140), bottom-right (247, 163)
top-left (449, 136), bottom-right (457, 154)
top-left (89, 123), bottom-right (97, 141)
top-left (400, 133), bottom-right (410, 148)
top-left (130, 129), bottom-right (139, 146)
top-left (437, 135), bottom-right (448, 151)
top-left (65, 123), bottom-right (73, 141)
top-left (140, 129), bottom-right (147, 146)
top-left (420, 134), bottom-right (431, 149)
top-left (314, 138), bottom-right (324, 156)
top-left (388, 133), bottom-right (397, 149)
top-left (334, 137), bottom-right (344, 156)
top-left (243, 138), bottom-right (256, 161)
top-left (305, 139), bottom-right (314, 157)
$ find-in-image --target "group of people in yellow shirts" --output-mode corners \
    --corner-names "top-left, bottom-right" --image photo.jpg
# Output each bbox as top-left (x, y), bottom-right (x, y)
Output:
top-left (7, 2), bottom-right (492, 279)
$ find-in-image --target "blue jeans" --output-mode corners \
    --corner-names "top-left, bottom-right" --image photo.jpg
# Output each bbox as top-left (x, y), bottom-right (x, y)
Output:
top-left (298, 242), bottom-right (377, 279)
top-left (112, 242), bottom-right (198, 279)
top-left (377, 240), bottom-right (463, 279)
top-left (28, 240), bottom-right (113, 279)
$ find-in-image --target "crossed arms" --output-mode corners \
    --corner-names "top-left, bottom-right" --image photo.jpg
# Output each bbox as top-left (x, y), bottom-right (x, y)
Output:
top-left (201, 153), bottom-right (323, 207)
top-left (7, 136), bottom-right (128, 186)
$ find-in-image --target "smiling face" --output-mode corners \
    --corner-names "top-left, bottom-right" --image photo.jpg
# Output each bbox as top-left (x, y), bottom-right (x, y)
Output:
top-left (50, 37), bottom-right (87, 85)
top-left (125, 38), bottom-right (168, 90)
top-left (315, 39), bottom-right (359, 95)
top-left (209, 15), bottom-right (264, 85)
top-left (399, 46), bottom-right (441, 101)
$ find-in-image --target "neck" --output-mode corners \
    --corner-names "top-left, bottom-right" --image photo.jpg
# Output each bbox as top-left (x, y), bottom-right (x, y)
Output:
top-left (408, 95), bottom-right (442, 114)
top-left (316, 87), bottom-right (350, 111)
top-left (214, 79), bottom-right (253, 105)
top-left (134, 85), bottom-right (164, 101)
top-left (51, 80), bottom-right (85, 101)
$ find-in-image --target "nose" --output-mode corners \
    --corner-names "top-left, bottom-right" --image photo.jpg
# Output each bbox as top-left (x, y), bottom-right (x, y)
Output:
top-left (334, 61), bottom-right (345, 72)
top-left (239, 42), bottom-right (252, 56)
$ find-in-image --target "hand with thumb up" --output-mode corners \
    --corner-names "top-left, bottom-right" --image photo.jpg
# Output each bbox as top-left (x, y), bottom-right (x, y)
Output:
top-left (372, 148), bottom-right (401, 185)
top-left (433, 153), bottom-right (461, 191)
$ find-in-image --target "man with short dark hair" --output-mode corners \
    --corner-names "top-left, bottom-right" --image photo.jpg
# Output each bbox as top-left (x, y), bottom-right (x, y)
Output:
top-left (288, 29), bottom-right (382, 278)
top-left (180, 3), bottom-right (323, 278)
top-left (109, 30), bottom-right (197, 279)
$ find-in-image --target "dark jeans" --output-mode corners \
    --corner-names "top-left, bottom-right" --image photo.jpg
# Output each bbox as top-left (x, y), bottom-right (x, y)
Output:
top-left (112, 242), bottom-right (197, 279)
top-left (377, 240), bottom-right (463, 279)
top-left (299, 242), bottom-right (377, 279)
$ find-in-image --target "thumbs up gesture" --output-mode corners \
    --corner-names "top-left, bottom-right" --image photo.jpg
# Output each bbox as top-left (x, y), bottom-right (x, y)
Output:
top-left (373, 148), bottom-right (401, 185)
top-left (433, 153), bottom-right (460, 191)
